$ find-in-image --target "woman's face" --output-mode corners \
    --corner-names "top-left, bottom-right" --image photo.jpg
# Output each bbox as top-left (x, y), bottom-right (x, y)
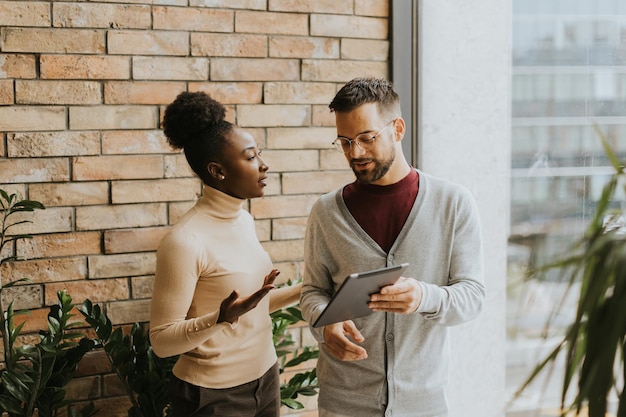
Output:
top-left (217, 128), bottom-right (269, 200)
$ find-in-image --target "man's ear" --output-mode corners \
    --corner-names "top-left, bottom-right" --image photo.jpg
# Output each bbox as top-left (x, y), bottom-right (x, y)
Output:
top-left (393, 117), bottom-right (406, 141)
top-left (207, 162), bottom-right (224, 180)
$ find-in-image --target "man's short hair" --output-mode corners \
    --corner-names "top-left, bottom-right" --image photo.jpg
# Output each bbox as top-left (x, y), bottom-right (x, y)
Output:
top-left (329, 77), bottom-right (401, 117)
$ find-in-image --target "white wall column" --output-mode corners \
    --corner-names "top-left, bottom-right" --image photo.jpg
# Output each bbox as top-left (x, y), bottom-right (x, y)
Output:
top-left (417, 1), bottom-right (511, 416)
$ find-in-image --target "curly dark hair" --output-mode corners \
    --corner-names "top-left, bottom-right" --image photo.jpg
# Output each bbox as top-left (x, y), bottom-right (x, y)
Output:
top-left (329, 77), bottom-right (401, 117)
top-left (162, 91), bottom-right (233, 184)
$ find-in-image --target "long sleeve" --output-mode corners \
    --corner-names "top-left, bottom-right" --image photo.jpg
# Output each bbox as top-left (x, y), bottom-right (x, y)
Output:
top-left (415, 183), bottom-right (486, 325)
top-left (148, 186), bottom-right (277, 389)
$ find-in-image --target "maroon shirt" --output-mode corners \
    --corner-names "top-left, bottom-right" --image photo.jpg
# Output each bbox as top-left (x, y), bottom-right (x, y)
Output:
top-left (342, 169), bottom-right (419, 253)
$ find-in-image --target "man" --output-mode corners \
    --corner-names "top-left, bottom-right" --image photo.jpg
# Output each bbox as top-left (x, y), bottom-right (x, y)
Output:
top-left (300, 77), bottom-right (485, 417)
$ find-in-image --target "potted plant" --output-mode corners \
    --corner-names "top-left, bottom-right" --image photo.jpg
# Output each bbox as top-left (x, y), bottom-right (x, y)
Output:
top-left (0, 189), bottom-right (96, 417)
top-left (513, 126), bottom-right (626, 417)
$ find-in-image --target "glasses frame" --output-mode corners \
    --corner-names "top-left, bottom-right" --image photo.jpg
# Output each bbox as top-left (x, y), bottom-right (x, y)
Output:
top-left (332, 119), bottom-right (397, 154)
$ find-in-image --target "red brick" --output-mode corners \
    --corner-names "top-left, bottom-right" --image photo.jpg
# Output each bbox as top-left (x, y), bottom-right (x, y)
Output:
top-left (0, 257), bottom-right (87, 285)
top-left (104, 81), bottom-right (186, 105)
top-left (102, 130), bottom-right (173, 154)
top-left (16, 80), bottom-right (101, 105)
top-left (72, 155), bottom-right (164, 181)
top-left (40, 55), bottom-right (130, 80)
top-left (266, 127), bottom-right (335, 149)
top-left (0, 157), bottom-right (69, 183)
top-left (8, 131), bottom-right (100, 157)
top-left (0, 1), bottom-right (51, 27)
top-left (283, 170), bottom-right (353, 194)
top-left (264, 82), bottom-right (336, 104)
top-left (188, 82), bottom-right (262, 104)
top-left (5, 207), bottom-right (73, 235)
top-left (88, 253), bottom-right (156, 278)
top-left (108, 30), bottom-right (188, 56)
top-left (0, 106), bottom-right (66, 131)
top-left (164, 154), bottom-right (196, 178)
top-left (272, 217), bottom-right (308, 240)
top-left (302, 59), bottom-right (388, 82)
top-left (27, 182), bottom-right (109, 207)
top-left (310, 14), bottom-right (388, 39)
top-left (104, 227), bottom-right (170, 254)
top-left (237, 105), bottom-right (310, 127)
top-left (0, 284), bottom-right (42, 310)
top-left (269, 36), bottom-right (339, 59)
top-left (52, 3), bottom-right (151, 29)
top-left (268, 0), bottom-right (353, 14)
top-left (133, 56), bottom-right (209, 80)
top-left (250, 194), bottom-right (319, 219)
top-left (18, 231), bottom-right (102, 259)
top-left (65, 376), bottom-right (100, 401)
top-left (105, 299), bottom-right (151, 324)
top-left (356, 0), bottom-right (390, 17)
top-left (191, 33), bottom-right (267, 57)
top-left (0, 79), bottom-right (13, 104)
top-left (153, 6), bottom-right (233, 32)
top-left (111, 178), bottom-right (201, 204)
top-left (312, 104), bottom-right (336, 126)
top-left (259, 149), bottom-right (319, 171)
top-left (210, 58), bottom-right (299, 81)
top-left (76, 203), bottom-right (167, 231)
top-left (1, 28), bottom-right (104, 54)
top-left (69, 106), bottom-right (157, 130)
top-left (0, 54), bottom-right (37, 78)
top-left (190, 0), bottom-right (265, 10)
top-left (235, 11), bottom-right (308, 35)
top-left (131, 275), bottom-right (154, 300)
top-left (320, 149), bottom-right (349, 170)
top-left (11, 306), bottom-right (50, 333)
top-left (45, 278), bottom-right (129, 305)
top-left (74, 350), bottom-right (113, 377)
top-left (341, 39), bottom-right (390, 61)
top-left (261, 238), bottom-right (305, 262)
top-left (168, 200), bottom-right (196, 224)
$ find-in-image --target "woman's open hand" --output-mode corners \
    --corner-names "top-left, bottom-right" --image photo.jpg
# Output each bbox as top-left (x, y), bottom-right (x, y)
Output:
top-left (217, 269), bottom-right (280, 324)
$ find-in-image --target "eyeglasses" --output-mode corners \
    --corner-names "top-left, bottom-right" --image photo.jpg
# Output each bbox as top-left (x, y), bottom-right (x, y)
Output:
top-left (332, 119), bottom-right (396, 154)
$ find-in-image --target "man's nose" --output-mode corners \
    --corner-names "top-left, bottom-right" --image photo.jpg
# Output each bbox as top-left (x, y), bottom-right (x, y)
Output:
top-left (348, 141), bottom-right (366, 158)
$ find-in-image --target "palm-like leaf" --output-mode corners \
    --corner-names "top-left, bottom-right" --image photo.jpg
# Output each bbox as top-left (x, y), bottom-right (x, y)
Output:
top-left (513, 125), bottom-right (626, 417)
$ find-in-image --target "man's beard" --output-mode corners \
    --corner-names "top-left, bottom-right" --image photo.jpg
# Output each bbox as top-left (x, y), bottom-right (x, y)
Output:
top-left (350, 147), bottom-right (395, 184)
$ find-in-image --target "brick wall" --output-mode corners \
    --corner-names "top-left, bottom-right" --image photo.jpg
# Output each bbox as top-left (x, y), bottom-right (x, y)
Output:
top-left (0, 0), bottom-right (390, 415)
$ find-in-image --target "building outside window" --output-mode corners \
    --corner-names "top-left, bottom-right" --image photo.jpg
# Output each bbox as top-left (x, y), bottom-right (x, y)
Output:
top-left (507, 1), bottom-right (626, 414)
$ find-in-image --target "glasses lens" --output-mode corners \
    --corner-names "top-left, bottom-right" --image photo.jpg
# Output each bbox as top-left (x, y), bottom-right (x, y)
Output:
top-left (355, 134), bottom-right (376, 150)
top-left (333, 139), bottom-right (351, 153)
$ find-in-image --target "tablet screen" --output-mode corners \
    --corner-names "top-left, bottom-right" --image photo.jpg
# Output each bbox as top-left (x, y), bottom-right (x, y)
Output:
top-left (312, 263), bottom-right (409, 328)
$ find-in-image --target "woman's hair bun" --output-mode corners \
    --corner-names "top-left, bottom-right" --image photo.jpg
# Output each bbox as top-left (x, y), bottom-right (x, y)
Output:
top-left (162, 91), bottom-right (226, 150)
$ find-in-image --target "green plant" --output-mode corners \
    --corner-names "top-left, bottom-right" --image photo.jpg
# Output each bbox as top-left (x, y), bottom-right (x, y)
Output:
top-left (0, 190), bottom-right (96, 417)
top-left (514, 126), bottom-right (626, 417)
top-left (78, 294), bottom-right (318, 416)
top-left (271, 306), bottom-right (319, 410)
top-left (78, 300), bottom-right (177, 417)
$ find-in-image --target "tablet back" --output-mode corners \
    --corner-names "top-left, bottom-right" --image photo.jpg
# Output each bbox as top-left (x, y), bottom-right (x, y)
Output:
top-left (312, 263), bottom-right (409, 328)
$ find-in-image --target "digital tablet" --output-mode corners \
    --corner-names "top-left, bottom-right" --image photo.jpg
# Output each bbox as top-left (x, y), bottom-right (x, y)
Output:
top-left (312, 263), bottom-right (409, 328)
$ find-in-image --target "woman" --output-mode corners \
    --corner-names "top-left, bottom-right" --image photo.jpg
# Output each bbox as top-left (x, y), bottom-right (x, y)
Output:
top-left (149, 91), bottom-right (301, 417)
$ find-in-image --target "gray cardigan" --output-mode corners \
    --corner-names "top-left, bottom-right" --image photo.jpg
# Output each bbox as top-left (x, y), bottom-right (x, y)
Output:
top-left (300, 170), bottom-right (486, 417)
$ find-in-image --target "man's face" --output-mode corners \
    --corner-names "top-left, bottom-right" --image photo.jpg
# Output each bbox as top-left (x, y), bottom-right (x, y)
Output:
top-left (334, 102), bottom-right (398, 185)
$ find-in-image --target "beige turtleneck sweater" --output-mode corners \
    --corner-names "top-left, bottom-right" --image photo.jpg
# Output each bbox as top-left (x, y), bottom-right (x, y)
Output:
top-left (149, 185), bottom-right (300, 389)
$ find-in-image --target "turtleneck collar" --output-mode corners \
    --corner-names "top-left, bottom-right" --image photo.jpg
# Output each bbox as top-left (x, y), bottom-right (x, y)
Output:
top-left (195, 185), bottom-right (245, 220)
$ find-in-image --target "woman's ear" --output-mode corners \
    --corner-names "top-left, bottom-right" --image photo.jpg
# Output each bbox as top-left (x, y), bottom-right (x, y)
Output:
top-left (207, 162), bottom-right (225, 180)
